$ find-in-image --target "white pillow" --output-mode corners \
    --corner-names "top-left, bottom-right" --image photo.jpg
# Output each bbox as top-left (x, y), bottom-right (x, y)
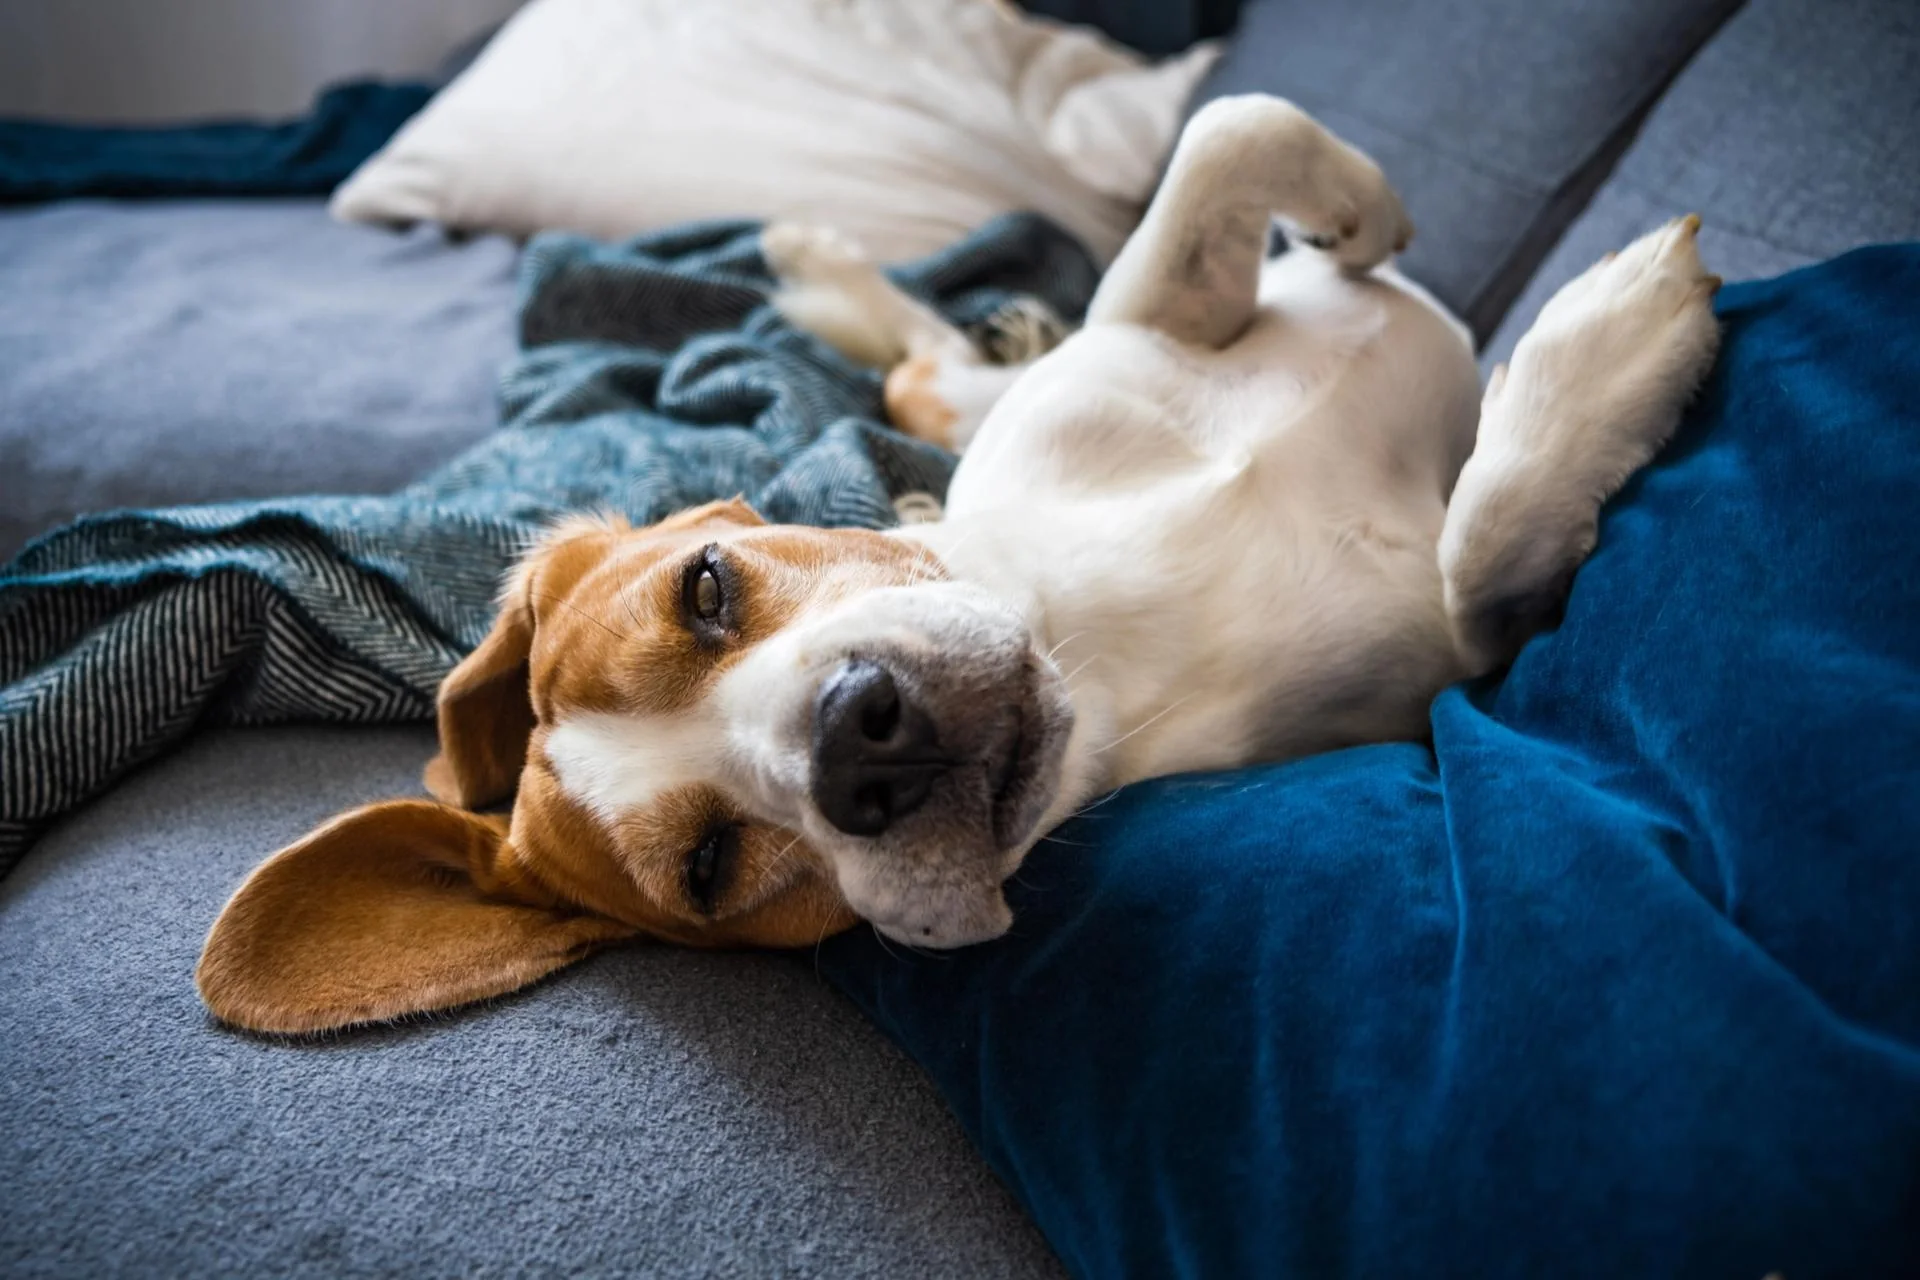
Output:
top-left (331, 0), bottom-right (1219, 264)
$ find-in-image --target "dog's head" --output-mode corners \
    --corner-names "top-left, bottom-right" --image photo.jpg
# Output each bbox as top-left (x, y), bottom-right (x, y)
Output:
top-left (197, 501), bottom-right (1075, 1033)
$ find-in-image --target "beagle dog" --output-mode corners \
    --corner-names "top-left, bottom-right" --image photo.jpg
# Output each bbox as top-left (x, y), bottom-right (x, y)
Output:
top-left (198, 96), bottom-right (1722, 1033)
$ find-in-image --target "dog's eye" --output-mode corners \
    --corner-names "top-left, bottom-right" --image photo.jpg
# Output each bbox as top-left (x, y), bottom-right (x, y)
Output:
top-left (679, 545), bottom-right (733, 639)
top-left (685, 824), bottom-right (739, 915)
top-left (692, 568), bottom-right (721, 621)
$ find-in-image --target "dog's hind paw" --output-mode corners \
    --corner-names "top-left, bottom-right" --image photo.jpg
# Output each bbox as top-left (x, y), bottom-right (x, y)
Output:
top-left (1439, 216), bottom-right (1722, 673)
top-left (1489, 213), bottom-right (1722, 478)
top-left (760, 222), bottom-right (872, 285)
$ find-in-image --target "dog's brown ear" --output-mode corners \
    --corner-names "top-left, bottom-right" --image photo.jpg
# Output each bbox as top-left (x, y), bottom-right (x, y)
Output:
top-left (197, 800), bottom-right (634, 1034)
top-left (425, 599), bottom-right (535, 809)
top-left (651, 495), bottom-right (766, 534)
top-left (425, 515), bottom-right (629, 808)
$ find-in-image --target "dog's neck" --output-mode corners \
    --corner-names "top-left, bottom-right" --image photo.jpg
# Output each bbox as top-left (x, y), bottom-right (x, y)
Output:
top-left (891, 512), bottom-right (1074, 660)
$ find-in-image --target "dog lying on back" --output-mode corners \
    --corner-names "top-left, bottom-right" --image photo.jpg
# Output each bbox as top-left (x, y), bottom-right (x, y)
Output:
top-left (198, 96), bottom-right (1721, 1033)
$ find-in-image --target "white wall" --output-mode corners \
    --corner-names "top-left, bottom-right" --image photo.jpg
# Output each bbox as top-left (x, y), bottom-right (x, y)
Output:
top-left (0, 0), bottom-right (524, 122)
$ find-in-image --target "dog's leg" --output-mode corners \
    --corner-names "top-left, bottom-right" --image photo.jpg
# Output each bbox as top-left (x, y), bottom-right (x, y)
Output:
top-left (762, 223), bottom-right (978, 368)
top-left (1087, 94), bottom-right (1413, 349)
top-left (761, 223), bottom-right (1027, 451)
top-left (1440, 216), bottom-right (1723, 674)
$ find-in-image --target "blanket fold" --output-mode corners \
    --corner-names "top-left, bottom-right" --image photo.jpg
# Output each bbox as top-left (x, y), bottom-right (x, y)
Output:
top-left (0, 214), bottom-right (1100, 873)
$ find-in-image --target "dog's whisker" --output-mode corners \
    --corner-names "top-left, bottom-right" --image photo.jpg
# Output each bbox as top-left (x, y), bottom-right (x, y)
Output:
top-left (892, 936), bottom-right (953, 961)
top-left (525, 590), bottom-right (626, 642)
top-left (1071, 787), bottom-right (1124, 819)
top-left (1044, 630), bottom-right (1087, 663)
top-left (905, 544), bottom-right (942, 590)
top-left (1008, 871), bottom-right (1051, 895)
top-left (1060, 654), bottom-right (1099, 686)
top-left (912, 530), bottom-right (973, 589)
top-left (812, 907), bottom-right (840, 981)
top-left (1093, 693), bottom-right (1197, 756)
top-left (868, 922), bottom-right (907, 964)
top-left (616, 570), bottom-right (647, 637)
top-left (758, 831), bottom-right (809, 886)
top-left (1039, 833), bottom-right (1093, 848)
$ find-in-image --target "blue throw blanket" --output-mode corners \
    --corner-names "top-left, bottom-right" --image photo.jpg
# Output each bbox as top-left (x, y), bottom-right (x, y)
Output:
top-left (0, 81), bottom-right (433, 202)
top-left (0, 214), bottom-right (1099, 871)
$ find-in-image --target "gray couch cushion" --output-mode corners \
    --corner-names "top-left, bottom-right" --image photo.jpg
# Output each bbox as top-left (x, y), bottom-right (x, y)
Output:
top-left (1485, 0), bottom-right (1920, 365)
top-left (0, 200), bottom-right (518, 559)
top-left (1189, 0), bottom-right (1742, 340)
top-left (0, 726), bottom-right (1062, 1279)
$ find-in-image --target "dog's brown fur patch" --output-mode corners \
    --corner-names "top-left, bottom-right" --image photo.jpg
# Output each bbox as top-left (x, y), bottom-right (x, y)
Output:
top-left (884, 356), bottom-right (959, 449)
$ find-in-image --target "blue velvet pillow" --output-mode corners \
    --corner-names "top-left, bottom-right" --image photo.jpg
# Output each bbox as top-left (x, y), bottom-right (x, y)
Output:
top-left (818, 246), bottom-right (1920, 1280)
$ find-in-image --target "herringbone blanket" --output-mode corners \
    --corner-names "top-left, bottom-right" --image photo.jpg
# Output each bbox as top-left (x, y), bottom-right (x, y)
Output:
top-left (0, 213), bottom-right (1098, 872)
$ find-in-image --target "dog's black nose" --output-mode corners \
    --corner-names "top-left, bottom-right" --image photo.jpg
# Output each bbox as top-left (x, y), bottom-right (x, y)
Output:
top-left (810, 660), bottom-right (947, 837)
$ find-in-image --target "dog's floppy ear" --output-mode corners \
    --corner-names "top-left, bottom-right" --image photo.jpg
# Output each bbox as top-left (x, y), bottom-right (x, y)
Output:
top-left (425, 515), bottom-right (630, 809)
top-left (424, 596), bottom-right (535, 809)
top-left (197, 800), bottom-right (634, 1034)
top-left (651, 495), bottom-right (766, 534)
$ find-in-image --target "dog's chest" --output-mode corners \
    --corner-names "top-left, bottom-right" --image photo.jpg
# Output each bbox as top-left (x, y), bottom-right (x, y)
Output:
top-left (933, 270), bottom-right (1480, 782)
top-left (951, 331), bottom-right (1322, 511)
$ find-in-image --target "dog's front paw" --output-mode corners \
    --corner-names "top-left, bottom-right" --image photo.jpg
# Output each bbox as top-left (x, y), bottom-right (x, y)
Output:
top-left (1289, 136), bottom-right (1414, 272)
top-left (1180, 95), bottom-right (1413, 273)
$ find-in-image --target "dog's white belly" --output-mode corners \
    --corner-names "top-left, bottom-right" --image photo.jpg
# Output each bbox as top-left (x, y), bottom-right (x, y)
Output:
top-left (924, 255), bottom-right (1480, 793)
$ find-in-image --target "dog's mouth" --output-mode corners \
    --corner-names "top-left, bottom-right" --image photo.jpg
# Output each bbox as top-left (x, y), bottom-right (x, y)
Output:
top-left (987, 706), bottom-right (1029, 845)
top-left (986, 659), bottom-right (1072, 851)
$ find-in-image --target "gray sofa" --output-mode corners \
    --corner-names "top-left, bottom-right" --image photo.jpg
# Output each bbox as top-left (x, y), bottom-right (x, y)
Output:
top-left (4, 1), bottom-right (1916, 1275)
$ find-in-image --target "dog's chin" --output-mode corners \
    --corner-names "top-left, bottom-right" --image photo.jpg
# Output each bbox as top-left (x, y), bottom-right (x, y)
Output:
top-left (870, 892), bottom-right (1014, 950)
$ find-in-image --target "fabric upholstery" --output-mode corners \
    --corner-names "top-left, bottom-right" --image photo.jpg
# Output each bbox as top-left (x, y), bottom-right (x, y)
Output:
top-left (0, 199), bottom-right (518, 557)
top-left (1189, 0), bottom-right (1742, 340)
top-left (0, 725), bottom-right (1063, 1279)
top-left (819, 248), bottom-right (1920, 1280)
top-left (1018, 0), bottom-right (1240, 57)
top-left (1485, 0), bottom-right (1920, 364)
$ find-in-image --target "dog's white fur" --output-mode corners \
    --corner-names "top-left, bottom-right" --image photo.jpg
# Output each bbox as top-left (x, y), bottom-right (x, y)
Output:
top-left (595, 96), bottom-right (1723, 945)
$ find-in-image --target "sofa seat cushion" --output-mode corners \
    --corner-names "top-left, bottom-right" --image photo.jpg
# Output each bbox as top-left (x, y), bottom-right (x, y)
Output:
top-left (0, 726), bottom-right (1063, 1279)
top-left (0, 200), bottom-right (518, 558)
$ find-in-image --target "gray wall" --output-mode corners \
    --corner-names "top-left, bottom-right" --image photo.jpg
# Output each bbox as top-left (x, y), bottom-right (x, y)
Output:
top-left (0, 0), bottom-right (523, 122)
